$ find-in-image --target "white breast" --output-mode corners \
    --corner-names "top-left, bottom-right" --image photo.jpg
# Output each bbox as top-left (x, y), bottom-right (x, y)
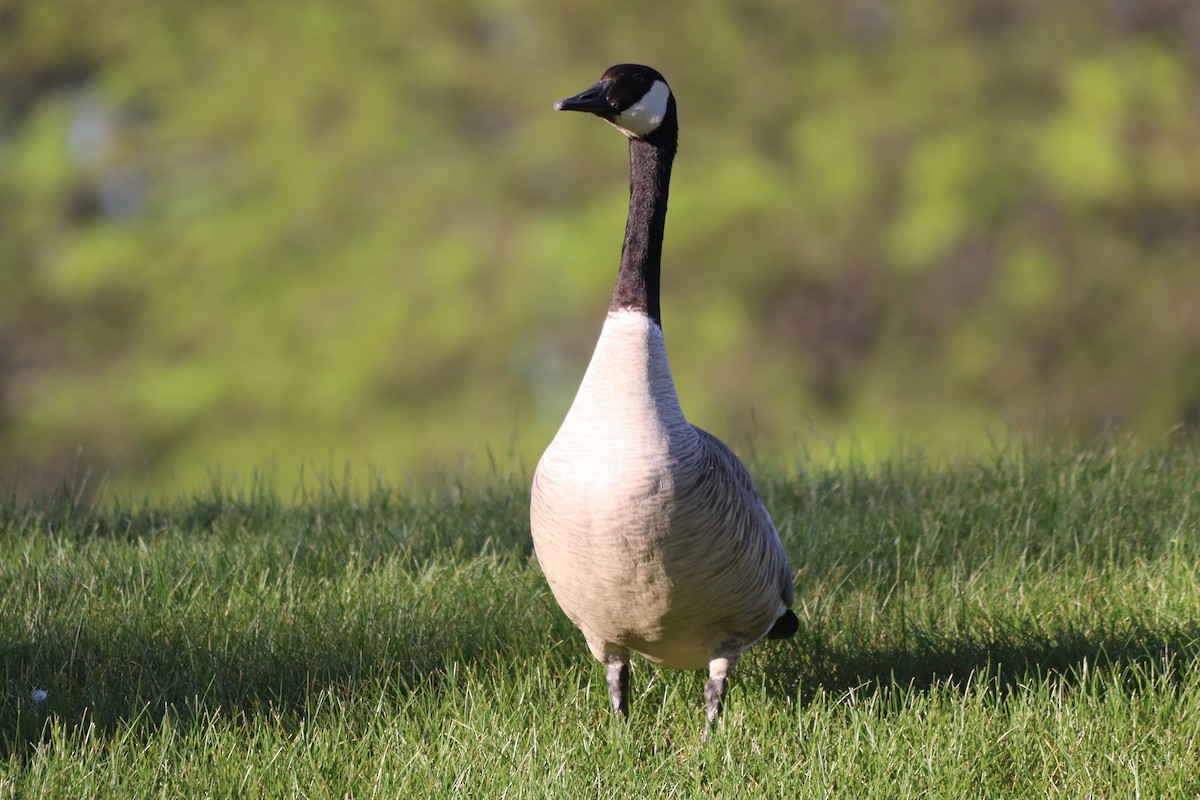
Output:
top-left (530, 310), bottom-right (789, 669)
top-left (531, 310), bottom-right (689, 640)
top-left (540, 309), bottom-right (689, 464)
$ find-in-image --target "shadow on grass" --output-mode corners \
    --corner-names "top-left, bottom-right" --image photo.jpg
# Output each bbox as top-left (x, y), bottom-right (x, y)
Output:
top-left (754, 615), bottom-right (1200, 705)
top-left (7, 608), bottom-right (1200, 763)
top-left (0, 616), bottom-right (542, 762)
top-left (1, 473), bottom-right (541, 761)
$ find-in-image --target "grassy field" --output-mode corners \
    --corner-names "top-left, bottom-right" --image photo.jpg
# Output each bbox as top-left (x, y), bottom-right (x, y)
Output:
top-left (3, 441), bottom-right (1200, 798)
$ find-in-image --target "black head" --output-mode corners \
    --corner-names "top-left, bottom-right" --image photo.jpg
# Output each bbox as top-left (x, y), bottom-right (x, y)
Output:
top-left (554, 64), bottom-right (677, 148)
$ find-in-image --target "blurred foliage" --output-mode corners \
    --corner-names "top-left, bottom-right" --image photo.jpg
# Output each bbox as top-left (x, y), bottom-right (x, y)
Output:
top-left (2, 0), bottom-right (1199, 496)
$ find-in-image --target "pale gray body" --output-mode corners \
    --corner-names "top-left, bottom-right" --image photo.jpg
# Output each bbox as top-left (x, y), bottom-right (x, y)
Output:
top-left (530, 313), bottom-right (793, 694)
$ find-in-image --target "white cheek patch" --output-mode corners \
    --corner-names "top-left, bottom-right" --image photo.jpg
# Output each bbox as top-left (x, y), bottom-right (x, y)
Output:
top-left (608, 80), bottom-right (670, 138)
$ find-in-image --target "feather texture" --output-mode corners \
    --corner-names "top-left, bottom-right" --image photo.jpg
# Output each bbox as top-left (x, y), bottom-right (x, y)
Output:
top-left (531, 311), bottom-right (792, 670)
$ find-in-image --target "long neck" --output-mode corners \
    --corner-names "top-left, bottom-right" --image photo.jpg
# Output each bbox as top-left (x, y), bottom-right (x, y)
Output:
top-left (610, 137), bottom-right (674, 327)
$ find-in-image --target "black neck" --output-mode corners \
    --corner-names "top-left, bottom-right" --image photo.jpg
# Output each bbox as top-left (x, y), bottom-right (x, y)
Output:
top-left (610, 136), bottom-right (675, 327)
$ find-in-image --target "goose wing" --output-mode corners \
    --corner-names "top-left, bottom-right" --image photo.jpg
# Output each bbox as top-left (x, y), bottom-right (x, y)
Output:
top-left (687, 425), bottom-right (795, 611)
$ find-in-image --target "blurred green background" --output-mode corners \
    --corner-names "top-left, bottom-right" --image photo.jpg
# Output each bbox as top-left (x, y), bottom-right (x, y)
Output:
top-left (2, 0), bottom-right (1199, 497)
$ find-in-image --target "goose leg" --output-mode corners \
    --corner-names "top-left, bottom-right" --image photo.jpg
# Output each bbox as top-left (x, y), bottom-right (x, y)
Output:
top-left (703, 656), bottom-right (733, 740)
top-left (606, 659), bottom-right (630, 719)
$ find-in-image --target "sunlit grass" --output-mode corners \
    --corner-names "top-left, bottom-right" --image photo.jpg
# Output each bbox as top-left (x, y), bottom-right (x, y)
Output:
top-left (3, 441), bottom-right (1200, 797)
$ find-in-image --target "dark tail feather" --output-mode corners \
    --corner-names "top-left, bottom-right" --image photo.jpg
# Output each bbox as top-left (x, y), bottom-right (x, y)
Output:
top-left (766, 609), bottom-right (798, 639)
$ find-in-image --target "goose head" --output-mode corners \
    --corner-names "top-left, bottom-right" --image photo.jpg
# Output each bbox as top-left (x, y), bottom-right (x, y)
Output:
top-left (554, 64), bottom-right (677, 147)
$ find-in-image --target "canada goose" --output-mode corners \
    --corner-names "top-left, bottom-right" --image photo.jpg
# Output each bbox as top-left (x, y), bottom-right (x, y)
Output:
top-left (530, 64), bottom-right (797, 735)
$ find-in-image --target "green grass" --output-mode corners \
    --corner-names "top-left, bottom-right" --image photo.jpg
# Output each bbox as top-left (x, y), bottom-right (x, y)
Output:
top-left (3, 441), bottom-right (1200, 797)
